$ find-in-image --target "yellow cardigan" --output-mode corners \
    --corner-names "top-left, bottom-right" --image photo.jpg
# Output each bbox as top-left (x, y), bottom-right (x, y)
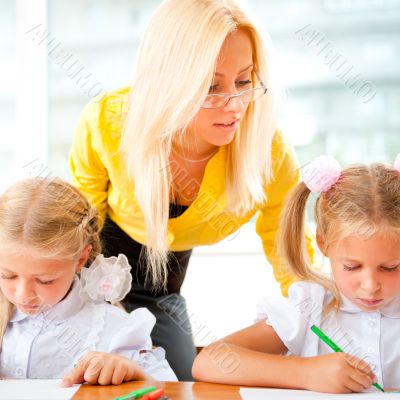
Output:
top-left (69, 87), bottom-right (315, 296)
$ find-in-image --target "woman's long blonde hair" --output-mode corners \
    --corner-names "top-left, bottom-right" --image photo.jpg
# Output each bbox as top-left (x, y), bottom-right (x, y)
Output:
top-left (279, 163), bottom-right (400, 314)
top-left (121, 0), bottom-right (282, 289)
top-left (0, 177), bottom-right (101, 349)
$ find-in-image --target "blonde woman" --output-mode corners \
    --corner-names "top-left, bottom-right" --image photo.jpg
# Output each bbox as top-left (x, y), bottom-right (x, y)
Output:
top-left (70, 0), bottom-right (314, 380)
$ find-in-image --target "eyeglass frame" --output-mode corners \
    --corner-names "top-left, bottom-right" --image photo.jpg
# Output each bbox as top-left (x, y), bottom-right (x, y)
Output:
top-left (200, 75), bottom-right (268, 109)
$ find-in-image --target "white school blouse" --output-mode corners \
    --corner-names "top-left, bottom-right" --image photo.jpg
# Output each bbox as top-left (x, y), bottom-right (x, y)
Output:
top-left (0, 278), bottom-right (177, 381)
top-left (257, 281), bottom-right (400, 391)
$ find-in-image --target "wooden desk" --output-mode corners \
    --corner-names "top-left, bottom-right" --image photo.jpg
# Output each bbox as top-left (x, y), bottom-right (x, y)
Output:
top-left (72, 381), bottom-right (242, 399)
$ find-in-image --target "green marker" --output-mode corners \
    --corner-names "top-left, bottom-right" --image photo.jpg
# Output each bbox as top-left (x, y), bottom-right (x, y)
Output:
top-left (310, 325), bottom-right (385, 393)
top-left (113, 386), bottom-right (156, 400)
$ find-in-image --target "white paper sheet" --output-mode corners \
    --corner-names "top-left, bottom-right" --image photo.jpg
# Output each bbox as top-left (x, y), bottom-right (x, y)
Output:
top-left (0, 379), bottom-right (80, 400)
top-left (240, 388), bottom-right (400, 399)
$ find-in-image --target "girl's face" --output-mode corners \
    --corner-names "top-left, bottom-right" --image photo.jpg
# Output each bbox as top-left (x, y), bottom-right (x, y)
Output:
top-left (325, 233), bottom-right (400, 311)
top-left (185, 29), bottom-right (254, 155)
top-left (0, 247), bottom-right (90, 315)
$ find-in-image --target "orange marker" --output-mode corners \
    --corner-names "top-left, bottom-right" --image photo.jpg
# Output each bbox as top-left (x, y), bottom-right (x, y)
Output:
top-left (141, 388), bottom-right (165, 400)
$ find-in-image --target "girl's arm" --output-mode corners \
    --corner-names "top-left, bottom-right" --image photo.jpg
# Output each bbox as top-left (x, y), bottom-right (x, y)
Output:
top-left (193, 321), bottom-right (377, 393)
top-left (192, 321), bottom-right (306, 388)
top-left (61, 351), bottom-right (149, 387)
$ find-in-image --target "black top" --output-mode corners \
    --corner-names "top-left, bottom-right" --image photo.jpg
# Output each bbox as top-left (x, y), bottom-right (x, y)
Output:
top-left (100, 204), bottom-right (192, 297)
top-left (168, 203), bottom-right (188, 218)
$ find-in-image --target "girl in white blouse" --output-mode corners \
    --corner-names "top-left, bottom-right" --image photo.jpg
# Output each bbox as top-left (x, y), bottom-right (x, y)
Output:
top-left (0, 178), bottom-right (176, 385)
top-left (193, 155), bottom-right (400, 393)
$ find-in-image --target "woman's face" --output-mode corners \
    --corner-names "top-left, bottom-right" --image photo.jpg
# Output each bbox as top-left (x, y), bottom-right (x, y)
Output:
top-left (186, 29), bottom-right (254, 155)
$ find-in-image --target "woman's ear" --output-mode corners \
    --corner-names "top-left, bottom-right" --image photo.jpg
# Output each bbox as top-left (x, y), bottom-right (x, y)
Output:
top-left (316, 230), bottom-right (327, 256)
top-left (76, 244), bottom-right (92, 273)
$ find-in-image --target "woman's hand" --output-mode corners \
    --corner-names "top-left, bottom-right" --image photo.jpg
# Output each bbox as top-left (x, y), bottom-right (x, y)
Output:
top-left (301, 353), bottom-right (377, 393)
top-left (61, 351), bottom-right (149, 387)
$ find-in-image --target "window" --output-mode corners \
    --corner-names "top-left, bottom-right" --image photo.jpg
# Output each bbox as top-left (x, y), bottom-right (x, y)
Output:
top-left (0, 1), bottom-right (16, 190)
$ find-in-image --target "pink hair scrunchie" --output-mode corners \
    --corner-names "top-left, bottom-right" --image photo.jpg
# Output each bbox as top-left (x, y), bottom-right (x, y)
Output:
top-left (303, 155), bottom-right (341, 193)
top-left (394, 153), bottom-right (400, 172)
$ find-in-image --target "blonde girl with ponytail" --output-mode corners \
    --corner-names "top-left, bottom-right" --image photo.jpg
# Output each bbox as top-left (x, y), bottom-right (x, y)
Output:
top-left (70, 0), bottom-right (315, 379)
top-left (0, 177), bottom-right (176, 384)
top-left (193, 155), bottom-right (400, 393)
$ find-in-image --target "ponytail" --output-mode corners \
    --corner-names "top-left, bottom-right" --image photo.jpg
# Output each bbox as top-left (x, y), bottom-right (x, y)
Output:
top-left (278, 182), bottom-right (312, 280)
top-left (278, 182), bottom-right (340, 316)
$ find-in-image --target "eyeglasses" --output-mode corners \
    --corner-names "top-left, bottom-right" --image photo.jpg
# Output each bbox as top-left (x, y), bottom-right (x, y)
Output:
top-left (201, 84), bottom-right (268, 109)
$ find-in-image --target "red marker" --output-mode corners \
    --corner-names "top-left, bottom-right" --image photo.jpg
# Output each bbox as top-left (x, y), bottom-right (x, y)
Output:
top-left (141, 388), bottom-right (165, 400)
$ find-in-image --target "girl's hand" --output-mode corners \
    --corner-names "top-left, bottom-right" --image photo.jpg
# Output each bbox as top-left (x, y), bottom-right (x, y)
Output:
top-left (61, 351), bottom-right (149, 387)
top-left (302, 353), bottom-right (377, 393)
